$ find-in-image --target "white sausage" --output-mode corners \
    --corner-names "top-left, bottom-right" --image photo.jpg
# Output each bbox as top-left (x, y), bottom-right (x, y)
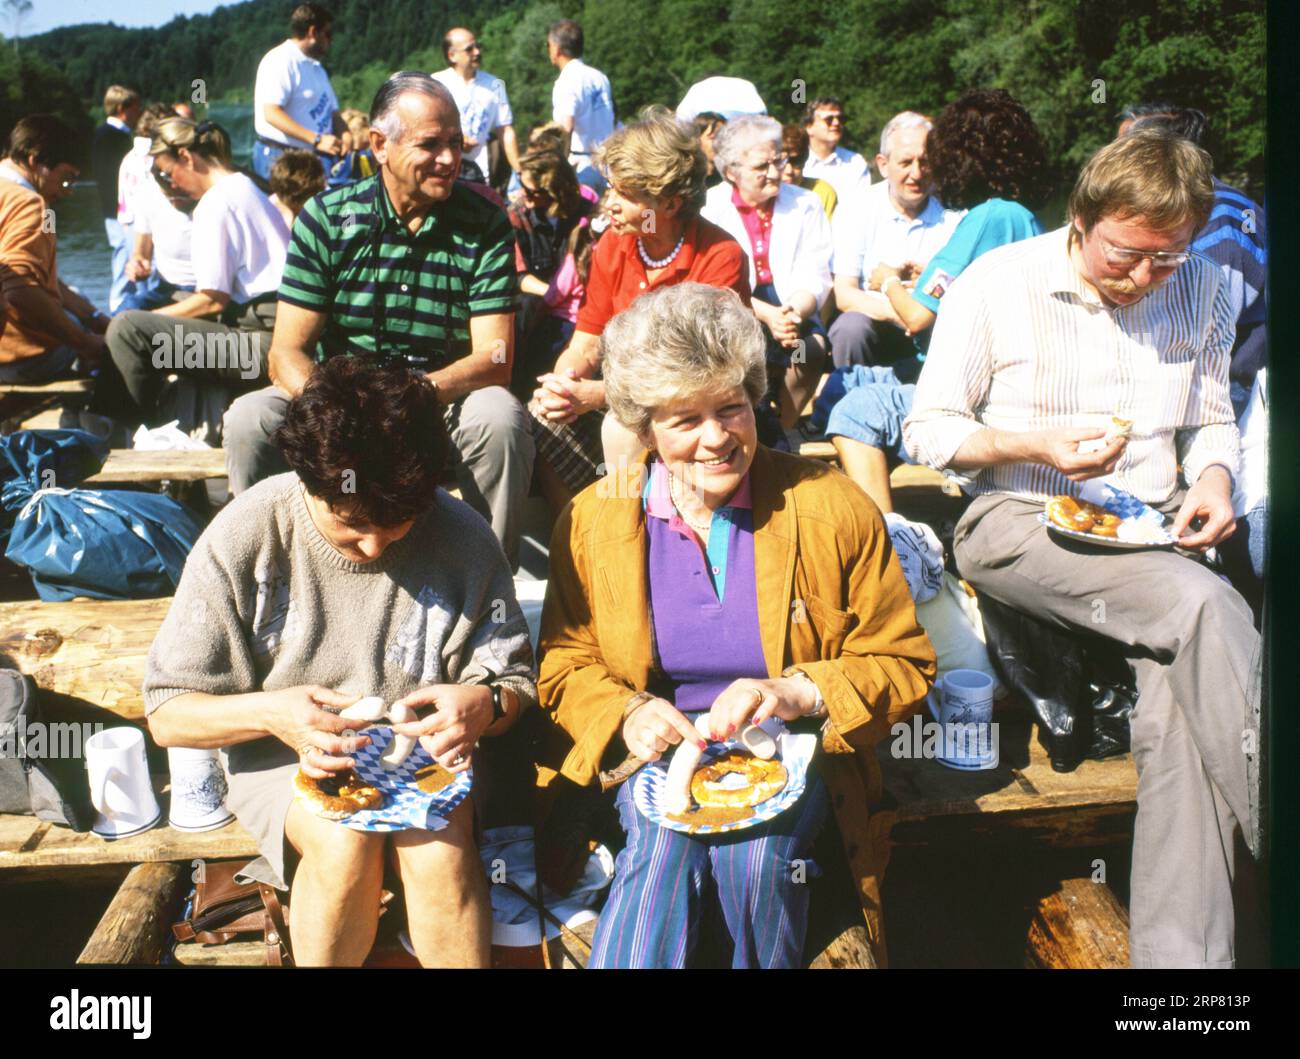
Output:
top-left (662, 716), bottom-right (713, 814)
top-left (381, 702), bottom-right (418, 770)
top-left (340, 696), bottom-right (387, 722)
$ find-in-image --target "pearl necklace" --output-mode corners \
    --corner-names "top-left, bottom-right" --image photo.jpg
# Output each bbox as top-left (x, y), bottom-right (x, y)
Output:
top-left (637, 233), bottom-right (686, 270)
top-left (668, 472), bottom-right (714, 535)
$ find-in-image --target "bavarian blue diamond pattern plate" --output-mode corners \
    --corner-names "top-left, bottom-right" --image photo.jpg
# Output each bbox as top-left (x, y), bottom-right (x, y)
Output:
top-left (1038, 480), bottom-right (1177, 549)
top-left (632, 722), bottom-right (817, 835)
top-left (331, 726), bottom-right (472, 832)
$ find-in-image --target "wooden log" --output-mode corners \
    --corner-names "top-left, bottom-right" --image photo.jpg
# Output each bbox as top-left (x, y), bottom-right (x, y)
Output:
top-left (0, 597), bottom-right (171, 718)
top-left (85, 448), bottom-right (227, 484)
top-left (78, 860), bottom-right (189, 965)
top-left (1025, 877), bottom-right (1131, 969)
top-left (0, 379), bottom-right (94, 396)
top-left (809, 922), bottom-right (879, 968)
top-left (173, 939), bottom-right (266, 967)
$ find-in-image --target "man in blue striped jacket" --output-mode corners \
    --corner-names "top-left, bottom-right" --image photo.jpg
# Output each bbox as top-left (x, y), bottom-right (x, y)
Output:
top-left (1119, 103), bottom-right (1267, 414)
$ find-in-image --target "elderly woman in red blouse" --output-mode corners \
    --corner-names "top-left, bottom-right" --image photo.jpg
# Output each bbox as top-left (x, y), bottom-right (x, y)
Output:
top-left (529, 106), bottom-right (750, 505)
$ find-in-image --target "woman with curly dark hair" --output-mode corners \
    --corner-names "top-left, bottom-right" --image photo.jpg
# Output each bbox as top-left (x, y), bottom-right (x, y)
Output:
top-left (823, 88), bottom-right (1051, 512)
top-left (143, 355), bottom-right (537, 967)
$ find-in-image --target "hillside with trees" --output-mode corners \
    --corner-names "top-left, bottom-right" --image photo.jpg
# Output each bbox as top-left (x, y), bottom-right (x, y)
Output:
top-left (11, 0), bottom-right (1265, 195)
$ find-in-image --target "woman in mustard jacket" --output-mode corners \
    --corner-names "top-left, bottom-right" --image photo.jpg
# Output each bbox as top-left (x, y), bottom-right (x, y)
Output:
top-left (537, 282), bottom-right (936, 967)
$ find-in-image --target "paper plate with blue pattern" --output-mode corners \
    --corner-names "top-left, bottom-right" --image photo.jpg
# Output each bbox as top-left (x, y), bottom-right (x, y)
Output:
top-left (1039, 481), bottom-right (1177, 549)
top-left (333, 726), bottom-right (473, 833)
top-left (632, 721), bottom-right (817, 835)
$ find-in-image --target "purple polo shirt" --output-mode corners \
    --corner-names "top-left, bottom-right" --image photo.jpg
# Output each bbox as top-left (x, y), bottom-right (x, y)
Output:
top-left (644, 460), bottom-right (767, 713)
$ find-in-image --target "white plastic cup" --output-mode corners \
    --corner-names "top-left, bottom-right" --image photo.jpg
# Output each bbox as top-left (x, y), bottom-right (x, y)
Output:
top-left (85, 727), bottom-right (162, 838)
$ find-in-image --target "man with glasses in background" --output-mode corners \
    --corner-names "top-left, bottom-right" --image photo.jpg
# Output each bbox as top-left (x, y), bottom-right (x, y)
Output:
top-left (801, 97), bottom-right (871, 211)
top-left (253, 2), bottom-right (349, 181)
top-left (904, 129), bottom-right (1261, 968)
top-left (0, 115), bottom-right (110, 382)
top-left (432, 27), bottom-right (520, 186)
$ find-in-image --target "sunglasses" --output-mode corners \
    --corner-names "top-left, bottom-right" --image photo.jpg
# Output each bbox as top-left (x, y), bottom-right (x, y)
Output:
top-left (152, 165), bottom-right (177, 191)
top-left (520, 182), bottom-right (551, 201)
top-left (817, 113), bottom-right (844, 125)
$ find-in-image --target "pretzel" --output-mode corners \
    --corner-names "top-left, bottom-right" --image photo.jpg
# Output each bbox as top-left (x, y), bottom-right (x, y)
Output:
top-left (293, 767), bottom-right (384, 820)
top-left (1045, 496), bottom-right (1124, 539)
top-left (689, 749), bottom-right (788, 810)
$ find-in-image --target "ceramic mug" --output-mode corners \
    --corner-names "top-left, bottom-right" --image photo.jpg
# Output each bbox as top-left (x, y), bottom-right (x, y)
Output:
top-left (85, 727), bottom-right (162, 838)
top-left (167, 747), bottom-right (234, 832)
top-left (926, 669), bottom-right (998, 770)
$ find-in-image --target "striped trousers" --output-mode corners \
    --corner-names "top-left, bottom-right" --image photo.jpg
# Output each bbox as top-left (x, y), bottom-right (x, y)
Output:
top-left (588, 770), bottom-right (829, 968)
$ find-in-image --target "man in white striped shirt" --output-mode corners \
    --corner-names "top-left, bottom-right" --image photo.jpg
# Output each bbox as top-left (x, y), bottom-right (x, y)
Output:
top-left (905, 131), bottom-right (1259, 968)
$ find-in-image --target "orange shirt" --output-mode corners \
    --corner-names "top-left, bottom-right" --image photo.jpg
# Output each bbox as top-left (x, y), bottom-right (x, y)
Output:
top-left (0, 179), bottom-right (60, 363)
top-left (575, 214), bottom-right (752, 336)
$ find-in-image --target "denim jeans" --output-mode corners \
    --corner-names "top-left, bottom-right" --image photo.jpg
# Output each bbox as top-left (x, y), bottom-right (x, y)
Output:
top-left (104, 218), bottom-right (131, 313)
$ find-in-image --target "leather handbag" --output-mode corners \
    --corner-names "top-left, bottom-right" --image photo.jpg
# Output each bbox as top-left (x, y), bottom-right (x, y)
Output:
top-left (171, 859), bottom-right (292, 966)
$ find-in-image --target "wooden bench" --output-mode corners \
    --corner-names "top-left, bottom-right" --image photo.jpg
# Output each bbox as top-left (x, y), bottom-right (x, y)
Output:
top-left (3, 596), bottom-right (1137, 966)
top-left (798, 439), bottom-right (964, 497)
top-left (0, 378), bottom-right (93, 433)
top-left (87, 448), bottom-right (227, 485)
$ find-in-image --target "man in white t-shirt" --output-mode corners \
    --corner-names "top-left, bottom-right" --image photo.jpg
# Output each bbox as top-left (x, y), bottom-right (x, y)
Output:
top-left (432, 26), bottom-right (519, 185)
top-left (252, 2), bottom-right (347, 181)
top-left (802, 97), bottom-right (871, 212)
top-left (828, 111), bottom-right (963, 368)
top-left (546, 19), bottom-right (615, 193)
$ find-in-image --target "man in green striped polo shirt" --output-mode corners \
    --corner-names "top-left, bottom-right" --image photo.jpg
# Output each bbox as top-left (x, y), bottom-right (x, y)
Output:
top-left (224, 71), bottom-right (535, 567)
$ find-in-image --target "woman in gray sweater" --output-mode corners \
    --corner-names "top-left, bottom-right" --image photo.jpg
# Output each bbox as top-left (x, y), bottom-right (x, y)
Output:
top-left (144, 357), bottom-right (537, 967)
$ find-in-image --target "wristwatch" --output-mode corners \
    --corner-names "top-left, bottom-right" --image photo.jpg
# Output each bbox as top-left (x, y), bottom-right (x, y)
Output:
top-left (788, 670), bottom-right (827, 717)
top-left (313, 132), bottom-right (323, 148)
top-left (489, 684), bottom-right (507, 723)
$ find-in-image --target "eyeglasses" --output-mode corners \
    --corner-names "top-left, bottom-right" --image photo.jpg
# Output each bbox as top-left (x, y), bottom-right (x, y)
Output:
top-left (816, 113), bottom-right (844, 125)
top-left (458, 42), bottom-right (483, 53)
top-left (520, 181), bottom-right (551, 202)
top-left (747, 155), bottom-right (788, 175)
top-left (1099, 237), bottom-right (1190, 269)
top-left (152, 165), bottom-right (176, 191)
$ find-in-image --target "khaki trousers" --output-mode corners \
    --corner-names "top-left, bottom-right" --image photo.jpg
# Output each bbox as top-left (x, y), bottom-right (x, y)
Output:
top-left (953, 492), bottom-right (1262, 968)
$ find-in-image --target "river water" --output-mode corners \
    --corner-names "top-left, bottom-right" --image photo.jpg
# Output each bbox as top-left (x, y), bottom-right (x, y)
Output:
top-left (57, 102), bottom-right (255, 313)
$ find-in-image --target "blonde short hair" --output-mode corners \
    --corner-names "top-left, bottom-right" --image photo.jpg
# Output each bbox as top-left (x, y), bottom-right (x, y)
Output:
top-left (340, 108), bottom-right (369, 142)
top-left (597, 105), bottom-right (708, 218)
top-left (602, 283), bottom-right (767, 438)
top-left (103, 85), bottom-right (141, 118)
top-left (1069, 128), bottom-right (1214, 234)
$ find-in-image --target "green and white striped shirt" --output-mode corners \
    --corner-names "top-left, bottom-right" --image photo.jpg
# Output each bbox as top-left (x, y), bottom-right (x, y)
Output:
top-left (278, 174), bottom-right (516, 371)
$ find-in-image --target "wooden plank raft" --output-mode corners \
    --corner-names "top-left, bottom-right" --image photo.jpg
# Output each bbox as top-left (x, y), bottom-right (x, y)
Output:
top-left (0, 597), bottom-right (171, 721)
top-left (879, 717), bottom-right (1138, 849)
top-left (86, 448), bottom-right (227, 484)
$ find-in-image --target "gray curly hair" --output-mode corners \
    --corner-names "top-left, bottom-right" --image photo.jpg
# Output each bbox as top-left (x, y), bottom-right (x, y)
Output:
top-left (602, 283), bottom-right (767, 438)
top-left (711, 114), bottom-right (783, 183)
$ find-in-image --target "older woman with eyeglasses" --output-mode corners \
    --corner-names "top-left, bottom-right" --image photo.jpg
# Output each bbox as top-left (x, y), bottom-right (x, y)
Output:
top-left (93, 117), bottom-right (291, 432)
top-left (528, 106), bottom-right (751, 505)
top-left (536, 283), bottom-right (935, 967)
top-left (702, 115), bottom-right (832, 432)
